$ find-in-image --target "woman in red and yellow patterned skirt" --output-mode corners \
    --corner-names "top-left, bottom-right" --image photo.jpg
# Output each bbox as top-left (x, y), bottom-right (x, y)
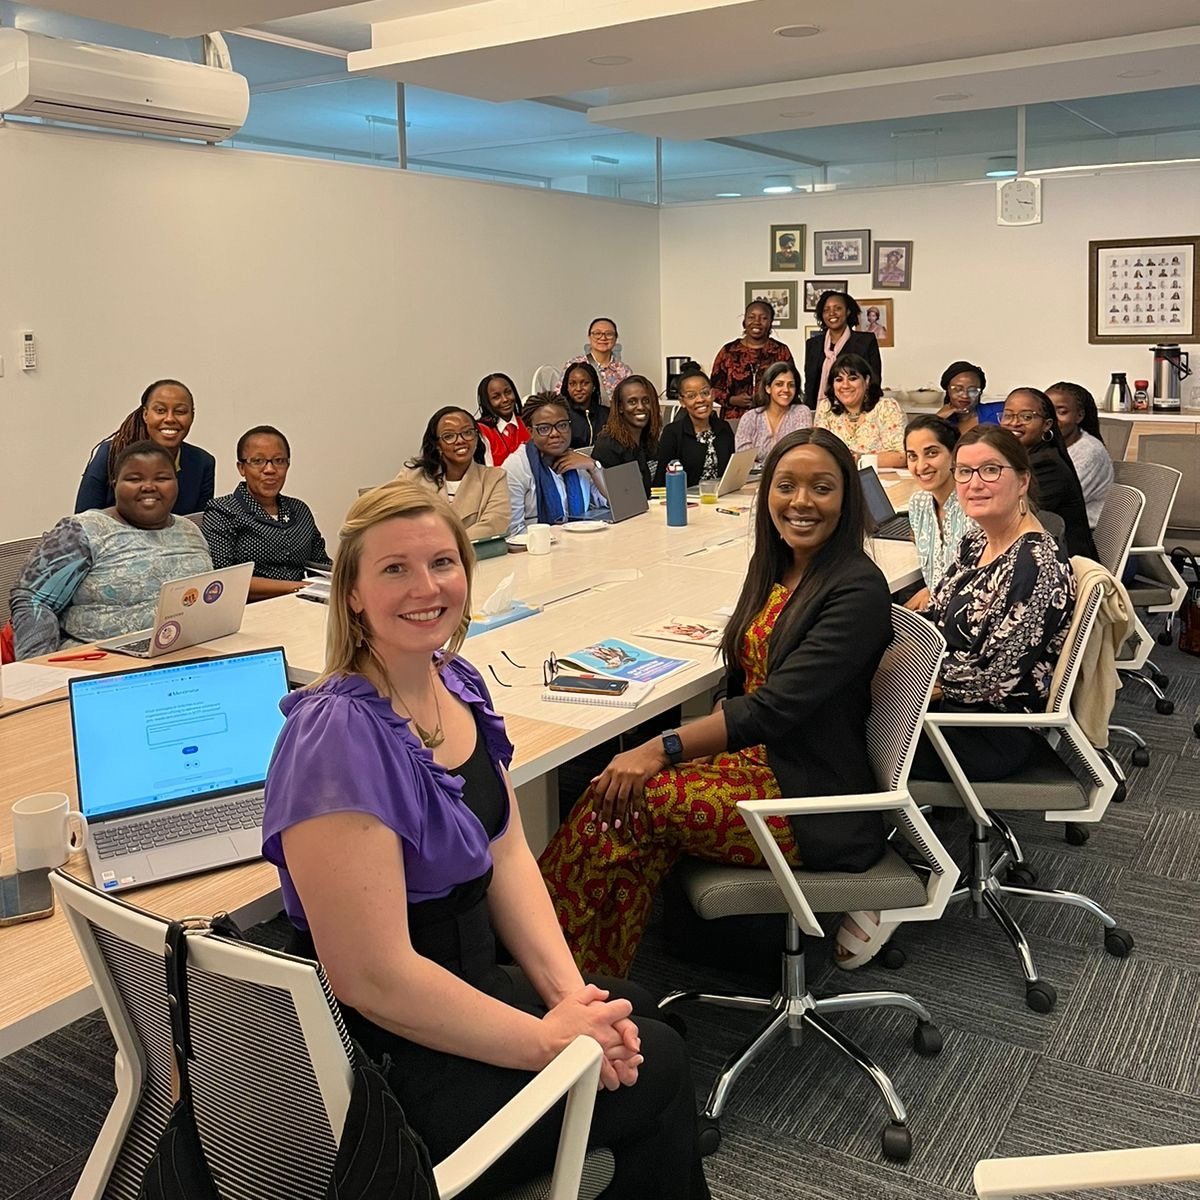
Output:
top-left (539, 429), bottom-right (895, 977)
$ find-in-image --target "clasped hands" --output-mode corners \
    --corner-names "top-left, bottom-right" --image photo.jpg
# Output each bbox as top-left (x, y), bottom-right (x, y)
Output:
top-left (545, 983), bottom-right (643, 1091)
top-left (588, 740), bottom-right (668, 834)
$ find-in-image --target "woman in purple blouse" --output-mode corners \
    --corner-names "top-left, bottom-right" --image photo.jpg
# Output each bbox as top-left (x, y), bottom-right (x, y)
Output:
top-left (262, 482), bottom-right (709, 1199)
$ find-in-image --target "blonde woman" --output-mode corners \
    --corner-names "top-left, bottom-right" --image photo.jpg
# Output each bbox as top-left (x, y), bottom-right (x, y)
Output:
top-left (262, 483), bottom-right (709, 1200)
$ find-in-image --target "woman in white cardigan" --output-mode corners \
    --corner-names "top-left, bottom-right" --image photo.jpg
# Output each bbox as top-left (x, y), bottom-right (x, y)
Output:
top-left (397, 406), bottom-right (511, 540)
top-left (1047, 382), bottom-right (1113, 528)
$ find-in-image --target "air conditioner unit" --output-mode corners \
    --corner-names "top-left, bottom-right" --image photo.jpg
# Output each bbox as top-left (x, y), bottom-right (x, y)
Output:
top-left (0, 29), bottom-right (249, 143)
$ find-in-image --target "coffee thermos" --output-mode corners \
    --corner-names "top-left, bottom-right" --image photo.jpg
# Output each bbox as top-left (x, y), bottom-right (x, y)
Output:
top-left (1104, 372), bottom-right (1132, 414)
top-left (1150, 344), bottom-right (1192, 413)
top-left (665, 356), bottom-right (691, 400)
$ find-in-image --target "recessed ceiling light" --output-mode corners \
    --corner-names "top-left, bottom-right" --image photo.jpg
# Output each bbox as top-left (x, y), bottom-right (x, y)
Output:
top-left (779, 110), bottom-right (814, 119)
top-left (715, 192), bottom-right (742, 198)
top-left (588, 54), bottom-right (631, 66)
top-left (934, 92), bottom-right (972, 102)
top-left (891, 127), bottom-right (942, 139)
top-left (984, 155), bottom-right (1018, 178)
top-left (762, 174), bottom-right (795, 194)
top-left (774, 24), bottom-right (821, 37)
top-left (1117, 67), bottom-right (1162, 78)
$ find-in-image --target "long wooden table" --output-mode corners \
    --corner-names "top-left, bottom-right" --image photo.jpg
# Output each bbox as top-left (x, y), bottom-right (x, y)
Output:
top-left (1, 481), bottom-right (920, 1056)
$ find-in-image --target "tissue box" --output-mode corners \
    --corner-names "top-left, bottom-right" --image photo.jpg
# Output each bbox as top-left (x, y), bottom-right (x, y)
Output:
top-left (467, 602), bottom-right (542, 637)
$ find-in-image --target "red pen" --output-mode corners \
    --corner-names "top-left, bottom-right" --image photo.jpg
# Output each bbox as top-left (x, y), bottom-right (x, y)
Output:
top-left (48, 651), bottom-right (108, 662)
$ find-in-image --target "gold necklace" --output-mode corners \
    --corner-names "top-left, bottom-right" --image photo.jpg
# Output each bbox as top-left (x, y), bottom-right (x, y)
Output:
top-left (393, 672), bottom-right (445, 748)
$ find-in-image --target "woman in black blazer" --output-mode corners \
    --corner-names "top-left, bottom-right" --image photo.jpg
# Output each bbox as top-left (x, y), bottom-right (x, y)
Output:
top-left (999, 388), bottom-right (1097, 560)
top-left (803, 290), bottom-right (882, 409)
top-left (652, 364), bottom-right (735, 487)
top-left (539, 428), bottom-right (892, 977)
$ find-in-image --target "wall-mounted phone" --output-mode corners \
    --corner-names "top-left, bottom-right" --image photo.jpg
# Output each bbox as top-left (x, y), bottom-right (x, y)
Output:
top-left (21, 330), bottom-right (37, 371)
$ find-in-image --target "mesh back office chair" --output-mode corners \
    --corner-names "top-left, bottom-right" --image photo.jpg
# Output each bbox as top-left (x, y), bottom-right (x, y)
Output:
top-left (909, 577), bottom-right (1134, 1014)
top-left (530, 366), bottom-right (561, 395)
top-left (1096, 417), bottom-right (1133, 461)
top-left (660, 607), bottom-right (959, 1163)
top-left (0, 535), bottom-right (39, 627)
top-left (1137, 434), bottom-right (1200, 552)
top-left (51, 871), bottom-right (613, 1200)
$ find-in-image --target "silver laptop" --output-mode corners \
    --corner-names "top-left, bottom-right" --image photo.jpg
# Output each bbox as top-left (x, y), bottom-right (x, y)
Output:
top-left (69, 647), bottom-right (289, 892)
top-left (689, 447), bottom-right (757, 498)
top-left (604, 460), bottom-right (650, 524)
top-left (95, 561), bottom-right (254, 658)
top-left (859, 466), bottom-right (913, 541)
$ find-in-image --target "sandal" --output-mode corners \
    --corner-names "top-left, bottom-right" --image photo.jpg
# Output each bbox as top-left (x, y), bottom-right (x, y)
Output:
top-left (834, 910), bottom-right (898, 971)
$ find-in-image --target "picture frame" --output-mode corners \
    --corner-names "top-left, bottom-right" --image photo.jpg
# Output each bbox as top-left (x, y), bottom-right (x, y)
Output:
top-left (804, 278), bottom-right (846, 312)
top-left (860, 298), bottom-right (894, 348)
top-left (1088, 236), bottom-right (1199, 344)
top-left (814, 229), bottom-right (871, 274)
top-left (769, 224), bottom-right (805, 271)
top-left (804, 324), bottom-right (820, 341)
top-left (872, 240), bottom-right (913, 290)
top-left (744, 280), bottom-right (798, 329)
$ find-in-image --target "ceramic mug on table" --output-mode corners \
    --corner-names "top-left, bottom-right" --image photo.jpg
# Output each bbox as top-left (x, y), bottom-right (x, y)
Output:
top-left (12, 792), bottom-right (87, 871)
top-left (526, 524), bottom-right (552, 555)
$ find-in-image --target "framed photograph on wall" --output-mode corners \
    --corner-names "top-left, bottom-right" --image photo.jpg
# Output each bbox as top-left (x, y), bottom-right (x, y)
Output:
top-left (1088, 236), bottom-right (1199, 344)
top-left (769, 224), bottom-right (805, 271)
top-left (804, 324), bottom-right (821, 341)
top-left (861, 298), bottom-right (894, 348)
top-left (744, 281), bottom-right (799, 329)
top-left (814, 229), bottom-right (871, 274)
top-left (804, 278), bottom-right (846, 312)
top-left (872, 240), bottom-right (913, 290)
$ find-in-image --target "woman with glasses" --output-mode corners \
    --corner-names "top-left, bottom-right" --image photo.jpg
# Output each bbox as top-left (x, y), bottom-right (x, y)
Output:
top-left (814, 352), bottom-right (905, 468)
top-left (593, 375), bottom-right (663, 497)
top-left (476, 372), bottom-right (529, 466)
top-left (652, 364), bottom-right (735, 487)
top-left (559, 360), bottom-right (607, 448)
top-left (734, 361), bottom-right (812, 462)
top-left (842, 426), bottom-right (1076, 967)
top-left (999, 388), bottom-right (1097, 559)
top-left (504, 394), bottom-right (609, 536)
top-left (1046, 381), bottom-right (1113, 527)
top-left (563, 317), bottom-right (632, 408)
top-left (935, 361), bottom-right (998, 434)
top-left (398, 407), bottom-right (511, 541)
top-left (203, 425), bottom-right (329, 600)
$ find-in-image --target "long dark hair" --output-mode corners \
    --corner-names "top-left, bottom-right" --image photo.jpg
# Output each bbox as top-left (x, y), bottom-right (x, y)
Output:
top-left (476, 373), bottom-right (523, 427)
top-left (559, 360), bottom-right (605, 424)
top-left (825, 352), bottom-right (883, 415)
top-left (815, 290), bottom-right (862, 332)
top-left (105, 379), bottom-right (194, 484)
top-left (720, 429), bottom-right (866, 677)
top-left (604, 375), bottom-right (662, 451)
top-left (753, 361), bottom-right (802, 409)
top-left (405, 406), bottom-right (485, 486)
top-left (1046, 381), bottom-right (1102, 439)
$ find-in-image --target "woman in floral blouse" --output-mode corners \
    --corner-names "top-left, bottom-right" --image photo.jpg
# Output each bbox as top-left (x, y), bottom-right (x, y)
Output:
top-left (814, 353), bottom-right (905, 468)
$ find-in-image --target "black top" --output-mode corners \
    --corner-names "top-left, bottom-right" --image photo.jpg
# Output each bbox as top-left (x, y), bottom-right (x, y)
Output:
top-left (592, 431), bottom-right (657, 496)
top-left (722, 551), bottom-right (892, 871)
top-left (75, 437), bottom-right (216, 516)
top-left (802, 330), bottom-right (883, 409)
top-left (652, 416), bottom-right (735, 487)
top-left (1028, 443), bottom-right (1097, 560)
top-left (566, 403), bottom-right (605, 449)
top-left (202, 482), bottom-right (330, 581)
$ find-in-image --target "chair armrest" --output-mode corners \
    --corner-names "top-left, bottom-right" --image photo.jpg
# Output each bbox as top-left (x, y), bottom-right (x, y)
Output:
top-left (973, 1144), bottom-right (1200, 1198)
top-left (737, 790), bottom-right (959, 937)
top-left (433, 1036), bottom-right (603, 1200)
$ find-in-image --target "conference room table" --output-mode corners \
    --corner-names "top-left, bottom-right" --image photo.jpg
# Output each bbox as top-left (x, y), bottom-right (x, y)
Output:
top-left (0, 474), bottom-right (919, 1057)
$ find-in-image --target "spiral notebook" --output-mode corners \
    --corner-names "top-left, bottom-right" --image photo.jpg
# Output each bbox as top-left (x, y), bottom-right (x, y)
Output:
top-left (540, 679), bottom-right (655, 709)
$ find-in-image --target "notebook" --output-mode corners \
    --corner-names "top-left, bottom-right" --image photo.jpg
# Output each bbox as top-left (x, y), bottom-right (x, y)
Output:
top-left (604, 460), bottom-right (650, 524)
top-left (688, 447), bottom-right (757, 498)
top-left (94, 562), bottom-right (254, 657)
top-left (68, 647), bottom-right (289, 893)
top-left (859, 466), bottom-right (914, 541)
top-left (541, 679), bottom-right (655, 708)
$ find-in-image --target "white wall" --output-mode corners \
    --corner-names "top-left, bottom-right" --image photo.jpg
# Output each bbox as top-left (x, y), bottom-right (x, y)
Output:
top-left (0, 123), bottom-right (661, 542)
top-left (659, 166), bottom-right (1200, 405)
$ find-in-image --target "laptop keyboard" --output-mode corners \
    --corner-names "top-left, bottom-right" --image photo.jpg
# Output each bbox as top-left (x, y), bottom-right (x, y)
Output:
top-left (120, 637), bottom-right (153, 655)
top-left (93, 793), bottom-right (265, 859)
top-left (874, 515), bottom-right (912, 539)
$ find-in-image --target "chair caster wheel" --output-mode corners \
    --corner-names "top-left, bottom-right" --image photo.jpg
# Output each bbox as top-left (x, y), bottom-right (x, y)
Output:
top-left (880, 943), bottom-right (906, 970)
top-left (1156, 698), bottom-right (1175, 715)
top-left (1006, 864), bottom-right (1038, 887)
top-left (881, 1122), bottom-right (912, 1162)
top-left (1150, 670), bottom-right (1170, 688)
top-left (1025, 980), bottom-right (1057, 1013)
top-left (697, 1119), bottom-right (722, 1157)
top-left (1157, 630), bottom-right (1174, 646)
top-left (912, 1021), bottom-right (943, 1057)
top-left (1105, 927), bottom-right (1135, 958)
top-left (1064, 823), bottom-right (1090, 846)
top-left (1132, 747), bottom-right (1151, 768)
top-left (1112, 780), bottom-right (1127, 803)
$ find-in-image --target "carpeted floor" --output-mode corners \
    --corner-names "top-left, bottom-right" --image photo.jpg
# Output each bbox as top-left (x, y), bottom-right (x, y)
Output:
top-left (4, 641), bottom-right (1199, 1199)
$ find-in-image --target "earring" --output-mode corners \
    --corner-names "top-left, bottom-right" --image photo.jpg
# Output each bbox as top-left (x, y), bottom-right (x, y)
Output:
top-left (1019, 497), bottom-right (1028, 516)
top-left (1043, 428), bottom-right (1054, 442)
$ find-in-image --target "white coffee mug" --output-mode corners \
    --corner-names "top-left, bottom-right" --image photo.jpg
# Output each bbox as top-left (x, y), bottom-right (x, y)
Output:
top-left (527, 524), bottom-right (552, 555)
top-left (13, 792), bottom-right (87, 871)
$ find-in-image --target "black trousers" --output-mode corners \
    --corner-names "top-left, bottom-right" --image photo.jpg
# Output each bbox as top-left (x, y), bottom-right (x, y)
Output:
top-left (344, 967), bottom-right (710, 1200)
top-left (911, 701), bottom-right (1042, 782)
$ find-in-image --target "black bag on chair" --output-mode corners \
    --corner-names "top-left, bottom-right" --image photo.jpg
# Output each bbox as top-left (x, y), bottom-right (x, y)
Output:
top-left (1171, 547), bottom-right (1200, 657)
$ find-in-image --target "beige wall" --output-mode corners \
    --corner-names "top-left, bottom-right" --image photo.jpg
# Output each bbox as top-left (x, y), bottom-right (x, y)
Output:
top-left (659, 166), bottom-right (1200, 407)
top-left (0, 123), bottom-right (661, 541)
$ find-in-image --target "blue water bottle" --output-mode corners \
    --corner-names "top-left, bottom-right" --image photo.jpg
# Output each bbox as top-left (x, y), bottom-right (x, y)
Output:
top-left (665, 459), bottom-right (688, 527)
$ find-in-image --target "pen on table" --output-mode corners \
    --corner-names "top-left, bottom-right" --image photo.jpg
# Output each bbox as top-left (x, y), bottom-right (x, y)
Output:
top-left (48, 651), bottom-right (108, 662)
top-left (715, 507), bottom-right (744, 517)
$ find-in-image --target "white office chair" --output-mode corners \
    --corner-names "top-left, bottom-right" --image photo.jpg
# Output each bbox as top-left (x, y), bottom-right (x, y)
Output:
top-left (974, 1143), bottom-right (1200, 1198)
top-left (530, 365), bottom-right (561, 395)
top-left (52, 871), bottom-right (612, 1200)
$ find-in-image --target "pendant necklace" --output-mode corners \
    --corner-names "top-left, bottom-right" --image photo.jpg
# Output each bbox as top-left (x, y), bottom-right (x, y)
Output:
top-left (394, 672), bottom-right (445, 748)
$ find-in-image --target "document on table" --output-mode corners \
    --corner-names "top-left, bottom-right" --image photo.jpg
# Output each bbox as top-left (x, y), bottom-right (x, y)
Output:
top-left (1, 661), bottom-right (91, 701)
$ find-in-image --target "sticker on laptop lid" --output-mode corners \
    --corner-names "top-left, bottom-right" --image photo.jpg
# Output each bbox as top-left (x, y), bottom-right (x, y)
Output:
top-left (203, 580), bottom-right (224, 604)
top-left (154, 620), bottom-right (182, 650)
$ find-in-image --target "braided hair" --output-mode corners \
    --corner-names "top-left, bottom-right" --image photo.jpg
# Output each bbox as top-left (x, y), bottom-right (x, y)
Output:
top-left (104, 379), bottom-right (194, 484)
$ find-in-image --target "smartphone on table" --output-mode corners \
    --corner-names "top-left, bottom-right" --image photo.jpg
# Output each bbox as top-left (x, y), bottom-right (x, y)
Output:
top-left (0, 869), bottom-right (56, 926)
top-left (547, 675), bottom-right (630, 696)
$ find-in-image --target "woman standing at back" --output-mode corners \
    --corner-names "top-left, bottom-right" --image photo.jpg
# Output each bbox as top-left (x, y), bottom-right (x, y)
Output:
top-left (803, 291), bottom-right (882, 409)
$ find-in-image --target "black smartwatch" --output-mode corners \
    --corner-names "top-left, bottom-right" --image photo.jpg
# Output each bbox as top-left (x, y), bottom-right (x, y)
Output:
top-left (661, 729), bottom-right (685, 766)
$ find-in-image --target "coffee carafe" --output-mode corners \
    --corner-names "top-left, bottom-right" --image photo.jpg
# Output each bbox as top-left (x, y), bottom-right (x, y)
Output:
top-left (665, 356), bottom-right (691, 400)
top-left (1150, 344), bottom-right (1192, 413)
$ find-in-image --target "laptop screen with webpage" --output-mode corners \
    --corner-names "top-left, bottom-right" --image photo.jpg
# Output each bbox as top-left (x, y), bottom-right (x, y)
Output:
top-left (70, 648), bottom-right (289, 821)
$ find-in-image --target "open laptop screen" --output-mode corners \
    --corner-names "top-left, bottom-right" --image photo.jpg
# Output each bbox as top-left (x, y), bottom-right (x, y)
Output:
top-left (857, 466), bottom-right (897, 526)
top-left (70, 648), bottom-right (289, 820)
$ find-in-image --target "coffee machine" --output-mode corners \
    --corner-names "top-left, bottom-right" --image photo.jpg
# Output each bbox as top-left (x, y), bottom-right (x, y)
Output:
top-left (665, 356), bottom-right (691, 400)
top-left (1150, 344), bottom-right (1192, 413)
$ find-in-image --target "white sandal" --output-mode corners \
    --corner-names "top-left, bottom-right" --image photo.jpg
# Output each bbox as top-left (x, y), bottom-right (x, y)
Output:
top-left (834, 910), bottom-right (898, 971)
